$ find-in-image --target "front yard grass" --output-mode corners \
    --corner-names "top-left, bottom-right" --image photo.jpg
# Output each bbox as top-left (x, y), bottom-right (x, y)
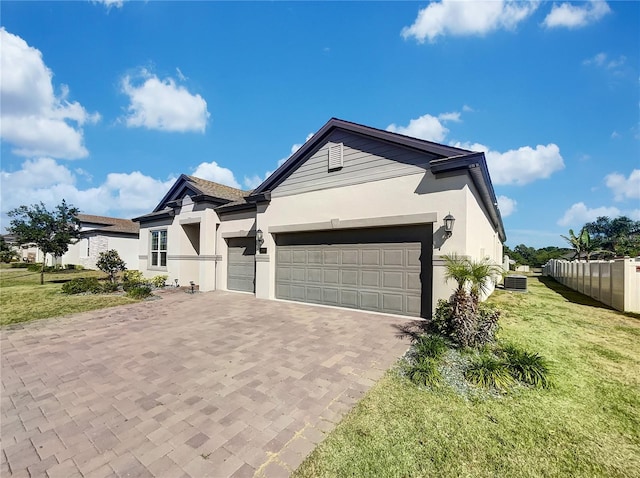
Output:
top-left (0, 266), bottom-right (137, 326)
top-left (294, 276), bottom-right (640, 478)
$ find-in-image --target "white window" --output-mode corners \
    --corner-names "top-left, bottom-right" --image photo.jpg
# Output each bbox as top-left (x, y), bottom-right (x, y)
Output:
top-left (150, 230), bottom-right (167, 267)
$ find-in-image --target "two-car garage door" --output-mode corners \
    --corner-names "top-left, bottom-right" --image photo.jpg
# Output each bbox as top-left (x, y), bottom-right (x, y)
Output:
top-left (275, 226), bottom-right (432, 317)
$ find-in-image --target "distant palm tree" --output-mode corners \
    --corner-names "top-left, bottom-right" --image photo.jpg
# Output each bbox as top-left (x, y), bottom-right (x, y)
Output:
top-left (561, 227), bottom-right (601, 261)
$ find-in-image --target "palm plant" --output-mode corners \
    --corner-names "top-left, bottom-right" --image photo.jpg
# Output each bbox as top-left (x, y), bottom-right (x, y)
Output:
top-left (442, 254), bottom-right (504, 347)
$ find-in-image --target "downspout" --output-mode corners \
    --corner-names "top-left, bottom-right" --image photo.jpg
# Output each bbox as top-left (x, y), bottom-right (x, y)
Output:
top-left (214, 223), bottom-right (219, 290)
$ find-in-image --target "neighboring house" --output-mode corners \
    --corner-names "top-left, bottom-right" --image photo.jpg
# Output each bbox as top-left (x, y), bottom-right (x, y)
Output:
top-left (2, 233), bottom-right (46, 263)
top-left (60, 214), bottom-right (140, 270)
top-left (134, 118), bottom-right (505, 318)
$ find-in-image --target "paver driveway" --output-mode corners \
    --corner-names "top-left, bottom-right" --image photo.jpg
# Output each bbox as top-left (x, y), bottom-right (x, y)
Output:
top-left (1, 290), bottom-right (411, 477)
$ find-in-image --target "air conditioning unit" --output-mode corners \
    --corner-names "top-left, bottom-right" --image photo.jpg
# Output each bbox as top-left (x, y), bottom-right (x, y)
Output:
top-left (504, 275), bottom-right (527, 292)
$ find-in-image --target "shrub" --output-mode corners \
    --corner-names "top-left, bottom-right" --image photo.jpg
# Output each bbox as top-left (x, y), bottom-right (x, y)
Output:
top-left (412, 335), bottom-right (448, 361)
top-left (27, 263), bottom-right (43, 272)
top-left (123, 270), bottom-right (144, 283)
top-left (405, 357), bottom-right (442, 387)
top-left (501, 343), bottom-right (551, 389)
top-left (150, 275), bottom-right (168, 288)
top-left (65, 264), bottom-right (76, 270)
top-left (465, 354), bottom-right (514, 390)
top-left (475, 303), bottom-right (501, 346)
top-left (126, 285), bottom-right (152, 299)
top-left (10, 262), bottom-right (29, 268)
top-left (122, 270), bottom-right (144, 290)
top-left (61, 277), bottom-right (102, 295)
top-left (96, 250), bottom-right (126, 283)
top-left (100, 281), bottom-right (120, 293)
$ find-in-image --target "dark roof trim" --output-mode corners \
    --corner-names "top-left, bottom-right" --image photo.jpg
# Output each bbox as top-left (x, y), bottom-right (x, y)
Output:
top-left (153, 174), bottom-right (196, 213)
top-left (430, 152), bottom-right (506, 242)
top-left (215, 202), bottom-right (257, 213)
top-left (132, 209), bottom-right (175, 223)
top-left (190, 194), bottom-right (232, 206)
top-left (250, 118), bottom-right (472, 196)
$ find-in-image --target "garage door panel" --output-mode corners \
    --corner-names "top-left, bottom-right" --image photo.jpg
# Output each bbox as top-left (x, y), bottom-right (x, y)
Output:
top-left (383, 271), bottom-right (404, 289)
top-left (324, 269), bottom-right (339, 284)
top-left (339, 289), bottom-right (358, 307)
top-left (275, 226), bottom-right (431, 317)
top-left (324, 250), bottom-right (339, 264)
top-left (382, 293), bottom-right (403, 313)
top-left (341, 270), bottom-right (358, 286)
top-left (362, 249), bottom-right (381, 266)
top-left (308, 250), bottom-right (322, 264)
top-left (306, 286), bottom-right (322, 302)
top-left (277, 249), bottom-right (292, 264)
top-left (360, 291), bottom-right (380, 309)
top-left (342, 250), bottom-right (359, 265)
top-left (407, 296), bottom-right (421, 315)
top-left (292, 250), bottom-right (306, 264)
top-left (383, 249), bottom-right (404, 266)
top-left (323, 288), bottom-right (339, 305)
top-left (307, 268), bottom-right (322, 283)
top-left (290, 285), bottom-right (306, 300)
top-left (291, 267), bottom-right (306, 281)
top-left (407, 249), bottom-right (421, 267)
top-left (361, 270), bottom-right (381, 287)
top-left (407, 272), bottom-right (421, 291)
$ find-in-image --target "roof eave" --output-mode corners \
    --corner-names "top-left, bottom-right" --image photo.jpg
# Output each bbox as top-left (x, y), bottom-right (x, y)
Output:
top-left (430, 153), bottom-right (506, 243)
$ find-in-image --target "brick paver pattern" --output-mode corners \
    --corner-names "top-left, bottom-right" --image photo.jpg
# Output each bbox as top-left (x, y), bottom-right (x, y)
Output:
top-left (1, 290), bottom-right (410, 477)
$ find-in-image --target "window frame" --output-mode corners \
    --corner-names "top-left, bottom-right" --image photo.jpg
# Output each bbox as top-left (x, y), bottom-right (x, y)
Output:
top-left (149, 229), bottom-right (168, 270)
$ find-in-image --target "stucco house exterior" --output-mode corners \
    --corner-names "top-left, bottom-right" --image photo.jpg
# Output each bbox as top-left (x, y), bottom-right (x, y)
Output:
top-left (134, 118), bottom-right (505, 318)
top-left (60, 214), bottom-right (140, 270)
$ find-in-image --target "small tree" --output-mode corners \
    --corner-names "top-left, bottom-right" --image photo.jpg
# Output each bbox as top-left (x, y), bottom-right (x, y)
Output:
top-left (0, 237), bottom-right (19, 263)
top-left (96, 250), bottom-right (127, 283)
top-left (439, 253), bottom-right (503, 348)
top-left (8, 200), bottom-right (80, 284)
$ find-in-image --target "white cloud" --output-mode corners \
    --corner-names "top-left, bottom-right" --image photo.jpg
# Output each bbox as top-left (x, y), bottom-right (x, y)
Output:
top-left (191, 161), bottom-right (241, 189)
top-left (583, 52), bottom-right (626, 72)
top-left (121, 69), bottom-right (210, 133)
top-left (628, 209), bottom-right (640, 221)
top-left (438, 112), bottom-right (461, 122)
top-left (0, 28), bottom-right (100, 159)
top-left (455, 142), bottom-right (565, 185)
top-left (402, 0), bottom-right (538, 43)
top-left (557, 202), bottom-right (620, 227)
top-left (605, 169), bottom-right (640, 201)
top-left (497, 195), bottom-right (517, 217)
top-left (610, 131), bottom-right (621, 139)
top-left (462, 104), bottom-right (475, 113)
top-left (92, 0), bottom-right (125, 9)
top-left (543, 1), bottom-right (611, 29)
top-left (387, 114), bottom-right (451, 142)
top-left (0, 158), bottom-right (174, 226)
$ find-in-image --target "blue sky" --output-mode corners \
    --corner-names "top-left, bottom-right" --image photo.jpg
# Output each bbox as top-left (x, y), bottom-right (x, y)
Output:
top-left (1, 0), bottom-right (638, 248)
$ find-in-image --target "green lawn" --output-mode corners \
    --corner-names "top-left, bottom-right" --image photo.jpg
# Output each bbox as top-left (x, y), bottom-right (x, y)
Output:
top-left (294, 276), bottom-right (640, 478)
top-left (0, 266), bottom-right (137, 326)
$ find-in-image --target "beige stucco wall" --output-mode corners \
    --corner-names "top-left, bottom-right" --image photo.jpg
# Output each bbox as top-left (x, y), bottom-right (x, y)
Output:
top-left (255, 170), bottom-right (503, 313)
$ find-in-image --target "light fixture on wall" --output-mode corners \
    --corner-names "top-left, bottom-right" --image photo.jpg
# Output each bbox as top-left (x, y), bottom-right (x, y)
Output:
top-left (256, 229), bottom-right (264, 250)
top-left (443, 213), bottom-right (455, 238)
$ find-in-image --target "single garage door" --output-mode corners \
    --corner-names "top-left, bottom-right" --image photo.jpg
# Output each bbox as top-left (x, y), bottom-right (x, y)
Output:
top-left (227, 237), bottom-right (256, 293)
top-left (275, 226), bottom-right (432, 317)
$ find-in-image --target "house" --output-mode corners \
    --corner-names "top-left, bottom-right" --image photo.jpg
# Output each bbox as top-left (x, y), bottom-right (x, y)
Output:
top-left (60, 214), bottom-right (140, 270)
top-left (133, 118), bottom-right (506, 318)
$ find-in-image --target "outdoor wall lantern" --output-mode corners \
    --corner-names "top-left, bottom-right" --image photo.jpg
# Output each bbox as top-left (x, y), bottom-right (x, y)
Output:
top-left (174, 278), bottom-right (179, 288)
top-left (256, 229), bottom-right (264, 250)
top-left (443, 213), bottom-right (455, 238)
top-left (189, 281), bottom-right (195, 294)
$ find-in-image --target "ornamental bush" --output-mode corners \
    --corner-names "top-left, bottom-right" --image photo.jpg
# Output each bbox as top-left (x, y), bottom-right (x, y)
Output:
top-left (96, 250), bottom-right (127, 283)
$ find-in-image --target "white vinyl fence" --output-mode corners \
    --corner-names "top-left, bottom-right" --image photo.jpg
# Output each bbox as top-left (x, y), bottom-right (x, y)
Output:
top-left (543, 258), bottom-right (640, 313)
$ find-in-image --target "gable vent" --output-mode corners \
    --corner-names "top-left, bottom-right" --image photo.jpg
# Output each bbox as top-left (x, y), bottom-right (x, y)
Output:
top-left (328, 143), bottom-right (343, 171)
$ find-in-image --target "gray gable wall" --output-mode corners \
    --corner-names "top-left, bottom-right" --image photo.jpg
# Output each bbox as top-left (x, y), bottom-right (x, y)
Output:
top-left (272, 130), bottom-right (439, 198)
